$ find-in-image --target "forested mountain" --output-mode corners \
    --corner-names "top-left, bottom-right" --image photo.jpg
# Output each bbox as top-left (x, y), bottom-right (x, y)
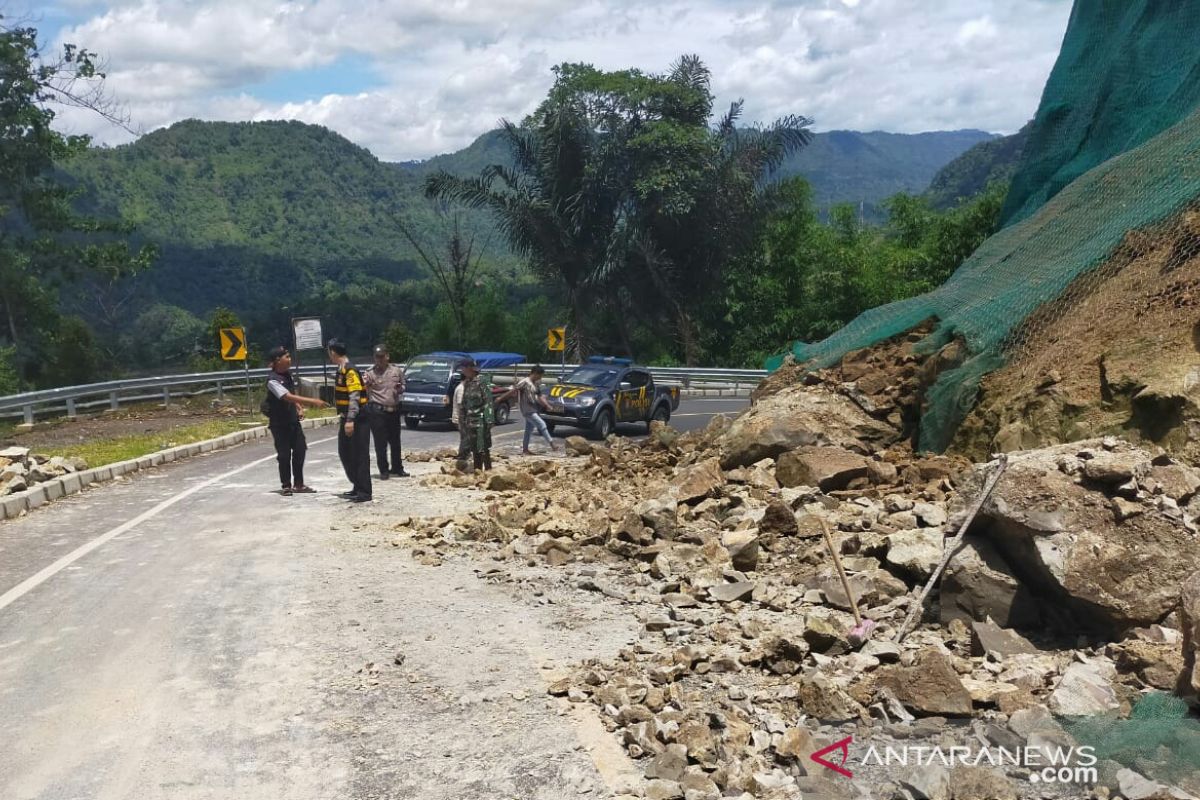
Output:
top-left (924, 123), bottom-right (1030, 209)
top-left (771, 129), bottom-right (996, 218)
top-left (63, 119), bottom-right (993, 321)
top-left (52, 119), bottom-right (996, 370)
top-left (397, 127), bottom-right (998, 219)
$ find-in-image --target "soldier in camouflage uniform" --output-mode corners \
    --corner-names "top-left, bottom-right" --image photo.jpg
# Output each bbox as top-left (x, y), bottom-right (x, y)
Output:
top-left (455, 357), bottom-right (494, 473)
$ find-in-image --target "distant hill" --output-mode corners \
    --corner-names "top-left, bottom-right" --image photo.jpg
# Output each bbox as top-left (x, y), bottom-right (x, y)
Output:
top-left (58, 119), bottom-right (996, 354)
top-left (925, 123), bottom-right (1031, 209)
top-left (772, 129), bottom-right (998, 218)
top-left (400, 128), bottom-right (999, 220)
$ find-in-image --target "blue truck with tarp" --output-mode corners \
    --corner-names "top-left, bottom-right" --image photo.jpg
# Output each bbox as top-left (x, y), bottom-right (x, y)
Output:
top-left (400, 351), bottom-right (524, 429)
top-left (540, 356), bottom-right (681, 440)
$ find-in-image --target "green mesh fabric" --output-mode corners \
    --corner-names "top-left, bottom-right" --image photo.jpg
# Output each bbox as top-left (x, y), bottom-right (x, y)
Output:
top-left (766, 0), bottom-right (1200, 453)
top-left (1002, 0), bottom-right (1200, 227)
top-left (1059, 692), bottom-right (1200, 789)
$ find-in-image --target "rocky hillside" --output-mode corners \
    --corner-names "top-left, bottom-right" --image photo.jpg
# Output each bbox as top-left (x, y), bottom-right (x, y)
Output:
top-left (958, 206), bottom-right (1200, 462)
top-left (390, 370), bottom-right (1200, 799)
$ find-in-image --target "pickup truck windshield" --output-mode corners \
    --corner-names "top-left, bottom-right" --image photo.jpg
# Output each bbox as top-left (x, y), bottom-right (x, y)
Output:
top-left (405, 359), bottom-right (453, 383)
top-left (564, 366), bottom-right (620, 387)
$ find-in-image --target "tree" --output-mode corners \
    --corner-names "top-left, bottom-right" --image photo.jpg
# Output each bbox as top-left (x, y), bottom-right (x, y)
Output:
top-left (425, 55), bottom-right (811, 364)
top-left (425, 114), bottom-right (612, 359)
top-left (0, 19), bottom-right (155, 386)
top-left (394, 208), bottom-right (489, 349)
top-left (381, 321), bottom-right (415, 362)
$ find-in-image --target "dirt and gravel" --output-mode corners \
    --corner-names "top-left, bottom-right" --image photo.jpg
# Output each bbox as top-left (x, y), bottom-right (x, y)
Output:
top-left (337, 369), bottom-right (1200, 800)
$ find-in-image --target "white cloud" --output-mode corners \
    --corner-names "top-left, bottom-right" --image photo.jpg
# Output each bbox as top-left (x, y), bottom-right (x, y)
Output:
top-left (47, 0), bottom-right (1073, 160)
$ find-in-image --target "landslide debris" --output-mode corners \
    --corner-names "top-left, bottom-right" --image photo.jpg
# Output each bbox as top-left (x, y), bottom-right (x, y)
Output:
top-left (390, 378), bottom-right (1200, 799)
top-left (959, 206), bottom-right (1200, 462)
top-left (0, 446), bottom-right (87, 497)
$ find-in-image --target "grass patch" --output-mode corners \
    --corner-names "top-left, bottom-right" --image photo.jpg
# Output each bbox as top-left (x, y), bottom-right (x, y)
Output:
top-left (42, 418), bottom-right (262, 467)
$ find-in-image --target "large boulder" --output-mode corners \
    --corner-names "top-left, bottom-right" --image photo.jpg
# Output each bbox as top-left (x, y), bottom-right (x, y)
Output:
top-left (961, 441), bottom-right (1200, 636)
top-left (775, 446), bottom-right (871, 491)
top-left (674, 458), bottom-right (725, 504)
top-left (940, 537), bottom-right (1043, 629)
top-left (718, 386), bottom-right (898, 469)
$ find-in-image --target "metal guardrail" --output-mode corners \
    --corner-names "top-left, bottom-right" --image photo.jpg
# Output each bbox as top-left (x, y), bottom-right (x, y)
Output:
top-left (0, 363), bottom-right (766, 423)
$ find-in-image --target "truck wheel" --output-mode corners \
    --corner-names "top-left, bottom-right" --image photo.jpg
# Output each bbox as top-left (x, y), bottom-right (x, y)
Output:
top-left (545, 422), bottom-right (556, 434)
top-left (495, 402), bottom-right (511, 425)
top-left (592, 409), bottom-right (615, 441)
top-left (648, 404), bottom-right (670, 432)
top-left (405, 416), bottom-right (420, 430)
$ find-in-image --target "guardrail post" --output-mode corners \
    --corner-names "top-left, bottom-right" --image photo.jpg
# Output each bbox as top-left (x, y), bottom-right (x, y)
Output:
top-left (162, 386), bottom-right (171, 407)
top-left (66, 398), bottom-right (77, 418)
top-left (216, 382), bottom-right (224, 401)
top-left (22, 404), bottom-right (33, 426)
top-left (109, 391), bottom-right (119, 410)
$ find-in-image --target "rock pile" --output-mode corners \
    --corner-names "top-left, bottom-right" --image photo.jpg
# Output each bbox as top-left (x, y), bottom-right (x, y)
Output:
top-left (0, 446), bottom-right (87, 497)
top-left (398, 379), bottom-right (1200, 799)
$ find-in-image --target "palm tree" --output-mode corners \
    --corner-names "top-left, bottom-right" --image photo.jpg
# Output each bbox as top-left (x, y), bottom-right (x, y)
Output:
top-left (424, 111), bottom-right (615, 359)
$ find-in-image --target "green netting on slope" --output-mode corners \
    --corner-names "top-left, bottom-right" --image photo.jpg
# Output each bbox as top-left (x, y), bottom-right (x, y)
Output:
top-left (1059, 692), bottom-right (1200, 790)
top-left (1001, 0), bottom-right (1200, 227)
top-left (766, 105), bottom-right (1200, 452)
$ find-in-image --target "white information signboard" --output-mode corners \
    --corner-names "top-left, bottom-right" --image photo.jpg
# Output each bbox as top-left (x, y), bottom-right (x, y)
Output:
top-left (292, 317), bottom-right (323, 350)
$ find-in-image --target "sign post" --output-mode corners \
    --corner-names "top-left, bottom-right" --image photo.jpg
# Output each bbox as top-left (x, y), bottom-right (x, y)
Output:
top-left (548, 326), bottom-right (566, 380)
top-left (219, 326), bottom-right (250, 413)
top-left (291, 316), bottom-right (324, 388)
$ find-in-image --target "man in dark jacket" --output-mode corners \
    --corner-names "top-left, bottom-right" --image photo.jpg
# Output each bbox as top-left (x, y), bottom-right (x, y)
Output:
top-left (329, 338), bottom-right (372, 502)
top-left (265, 346), bottom-right (327, 495)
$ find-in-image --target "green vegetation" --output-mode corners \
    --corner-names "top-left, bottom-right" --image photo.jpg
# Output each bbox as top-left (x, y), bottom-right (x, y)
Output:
top-left (0, 19), bottom-right (155, 389)
top-left (43, 416), bottom-right (259, 467)
top-left (701, 180), bottom-right (1007, 366)
top-left (925, 123), bottom-right (1029, 210)
top-left (427, 56), bottom-right (811, 364)
top-left (1, 20), bottom-right (1007, 387)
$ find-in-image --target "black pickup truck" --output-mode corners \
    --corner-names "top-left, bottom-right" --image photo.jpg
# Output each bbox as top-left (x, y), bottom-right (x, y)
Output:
top-left (540, 357), bottom-right (681, 440)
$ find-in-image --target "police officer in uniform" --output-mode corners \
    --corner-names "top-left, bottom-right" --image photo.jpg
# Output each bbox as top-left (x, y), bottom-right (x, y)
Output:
top-left (328, 339), bottom-right (372, 502)
top-left (363, 344), bottom-right (408, 479)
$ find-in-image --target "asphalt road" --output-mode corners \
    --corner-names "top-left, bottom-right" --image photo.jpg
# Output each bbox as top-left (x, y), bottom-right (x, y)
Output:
top-left (0, 394), bottom-right (747, 800)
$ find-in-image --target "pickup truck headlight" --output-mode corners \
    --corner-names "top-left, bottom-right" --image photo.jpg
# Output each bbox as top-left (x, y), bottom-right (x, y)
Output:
top-left (578, 396), bottom-right (596, 408)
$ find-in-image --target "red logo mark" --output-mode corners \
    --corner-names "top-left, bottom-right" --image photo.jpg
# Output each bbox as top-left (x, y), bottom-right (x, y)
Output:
top-left (810, 736), bottom-right (854, 778)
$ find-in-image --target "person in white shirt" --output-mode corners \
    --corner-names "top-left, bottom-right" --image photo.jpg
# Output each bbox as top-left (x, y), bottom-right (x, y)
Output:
top-left (498, 365), bottom-right (559, 455)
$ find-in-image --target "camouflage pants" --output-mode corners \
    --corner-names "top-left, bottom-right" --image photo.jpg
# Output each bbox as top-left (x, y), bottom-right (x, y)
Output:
top-left (456, 418), bottom-right (492, 471)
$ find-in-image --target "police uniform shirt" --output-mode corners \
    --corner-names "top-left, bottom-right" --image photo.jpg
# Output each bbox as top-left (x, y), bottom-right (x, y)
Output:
top-left (334, 363), bottom-right (367, 420)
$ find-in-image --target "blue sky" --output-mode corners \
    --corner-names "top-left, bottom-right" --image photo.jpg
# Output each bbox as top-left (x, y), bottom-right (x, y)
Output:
top-left (27, 0), bottom-right (1073, 161)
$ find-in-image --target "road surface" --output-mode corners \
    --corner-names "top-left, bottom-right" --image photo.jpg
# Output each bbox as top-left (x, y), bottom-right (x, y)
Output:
top-left (0, 396), bottom-right (746, 800)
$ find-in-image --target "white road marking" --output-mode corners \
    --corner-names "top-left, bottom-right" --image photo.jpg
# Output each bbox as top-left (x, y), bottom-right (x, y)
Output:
top-left (0, 436), bottom-right (336, 614)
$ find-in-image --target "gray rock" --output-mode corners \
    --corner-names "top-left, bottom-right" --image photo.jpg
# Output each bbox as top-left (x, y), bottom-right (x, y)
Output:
top-left (0, 446), bottom-right (30, 460)
top-left (721, 530), bottom-right (759, 572)
top-left (708, 581), bottom-right (756, 603)
top-left (1116, 768), bottom-right (1165, 800)
top-left (885, 528), bottom-right (944, 579)
top-left (913, 502), bottom-right (948, 527)
top-left (775, 446), bottom-right (871, 491)
top-left (717, 387), bottom-right (897, 469)
top-left (939, 537), bottom-right (1041, 629)
top-left (1048, 659), bottom-right (1120, 716)
top-left (861, 639), bottom-right (902, 663)
top-left (970, 620), bottom-right (1038, 658)
top-left (900, 763), bottom-right (951, 800)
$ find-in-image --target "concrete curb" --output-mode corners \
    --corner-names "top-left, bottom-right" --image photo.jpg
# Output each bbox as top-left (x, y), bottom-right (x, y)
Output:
top-left (0, 416), bottom-right (339, 522)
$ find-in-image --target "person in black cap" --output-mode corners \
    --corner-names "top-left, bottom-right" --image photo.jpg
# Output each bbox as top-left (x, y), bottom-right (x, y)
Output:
top-left (328, 338), bottom-right (372, 502)
top-left (454, 356), bottom-right (494, 473)
top-left (362, 344), bottom-right (408, 479)
top-left (264, 346), bottom-right (327, 495)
